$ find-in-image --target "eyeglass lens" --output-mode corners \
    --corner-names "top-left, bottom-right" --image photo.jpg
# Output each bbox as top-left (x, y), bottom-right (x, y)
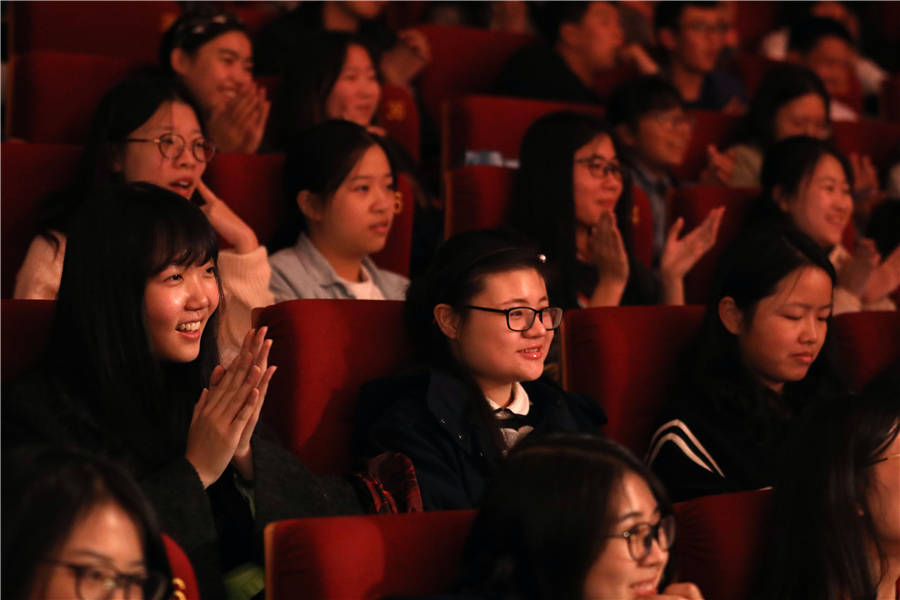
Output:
top-left (628, 516), bottom-right (675, 561)
top-left (157, 134), bottom-right (215, 162)
top-left (507, 307), bottom-right (563, 331)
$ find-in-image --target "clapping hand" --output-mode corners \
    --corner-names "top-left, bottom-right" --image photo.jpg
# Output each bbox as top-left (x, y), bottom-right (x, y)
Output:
top-left (660, 207), bottom-right (725, 281)
top-left (206, 82), bottom-right (270, 153)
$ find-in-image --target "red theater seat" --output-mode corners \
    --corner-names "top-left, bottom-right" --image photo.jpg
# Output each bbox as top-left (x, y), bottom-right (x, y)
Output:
top-left (672, 111), bottom-right (739, 183)
top-left (881, 75), bottom-right (900, 122)
top-left (673, 489), bottom-right (774, 600)
top-left (831, 311), bottom-right (900, 391)
top-left (417, 25), bottom-right (533, 122)
top-left (1, 300), bottom-right (55, 382)
top-left (1, 142), bottom-right (82, 298)
top-left (7, 52), bottom-right (137, 144)
top-left (444, 165), bottom-right (654, 268)
top-left (669, 186), bottom-right (760, 305)
top-left (832, 119), bottom-right (900, 170)
top-left (444, 95), bottom-right (606, 171)
top-left (252, 300), bottom-right (413, 474)
top-left (161, 534), bottom-right (201, 600)
top-left (379, 84), bottom-right (421, 162)
top-left (561, 305), bottom-right (706, 456)
top-left (265, 510), bottom-right (475, 600)
top-left (205, 154), bottom-right (413, 277)
top-left (10, 1), bottom-right (180, 63)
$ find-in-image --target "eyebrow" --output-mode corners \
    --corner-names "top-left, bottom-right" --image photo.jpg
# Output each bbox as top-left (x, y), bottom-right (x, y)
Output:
top-left (499, 296), bottom-right (549, 306)
top-left (782, 302), bottom-right (834, 310)
top-left (347, 173), bottom-right (393, 182)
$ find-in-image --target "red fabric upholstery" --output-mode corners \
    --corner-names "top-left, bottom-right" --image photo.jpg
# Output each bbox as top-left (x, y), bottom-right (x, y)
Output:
top-left (561, 305), bottom-right (705, 456)
top-left (265, 510), bottom-right (476, 600)
top-left (252, 300), bottom-right (412, 474)
top-left (669, 186), bottom-right (760, 305)
top-left (673, 489), bottom-right (774, 600)
top-left (444, 165), bottom-right (654, 267)
top-left (881, 75), bottom-right (900, 123)
top-left (730, 54), bottom-right (781, 97)
top-left (733, 2), bottom-right (782, 51)
top-left (417, 25), bottom-right (533, 122)
top-left (1, 142), bottom-right (82, 297)
top-left (831, 311), bottom-right (900, 391)
top-left (671, 111), bottom-right (739, 183)
top-left (8, 52), bottom-right (137, 144)
top-left (205, 155), bottom-right (412, 276)
top-left (161, 533), bottom-right (201, 600)
top-left (832, 119), bottom-right (900, 170)
top-left (1, 299), bottom-right (55, 382)
top-left (444, 95), bottom-right (605, 170)
top-left (10, 1), bottom-right (180, 62)
top-left (379, 84), bottom-right (421, 162)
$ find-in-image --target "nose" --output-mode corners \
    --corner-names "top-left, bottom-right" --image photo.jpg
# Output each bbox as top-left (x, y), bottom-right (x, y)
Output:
top-left (799, 315), bottom-right (819, 345)
top-left (174, 144), bottom-right (199, 169)
top-left (371, 185), bottom-right (395, 214)
top-left (523, 312), bottom-right (551, 337)
top-left (184, 275), bottom-right (213, 311)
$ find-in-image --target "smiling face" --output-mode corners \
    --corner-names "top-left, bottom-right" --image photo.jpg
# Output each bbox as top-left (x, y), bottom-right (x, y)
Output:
top-left (172, 30), bottom-right (254, 112)
top-left (726, 266), bottom-right (833, 393)
top-left (33, 501), bottom-right (147, 600)
top-left (117, 100), bottom-right (207, 200)
top-left (802, 36), bottom-right (853, 98)
top-left (773, 92), bottom-right (830, 141)
top-left (564, 1), bottom-right (624, 72)
top-left (583, 472), bottom-right (668, 599)
top-left (631, 107), bottom-right (691, 169)
top-left (302, 144), bottom-right (395, 261)
top-left (777, 153), bottom-right (852, 249)
top-left (670, 5), bottom-right (726, 73)
top-left (443, 268), bottom-right (554, 400)
top-left (572, 134), bottom-right (624, 228)
top-left (144, 261), bottom-right (220, 363)
top-left (325, 44), bottom-right (381, 126)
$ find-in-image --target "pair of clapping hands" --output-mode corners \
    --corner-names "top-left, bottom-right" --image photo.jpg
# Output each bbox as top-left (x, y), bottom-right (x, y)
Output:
top-left (207, 82), bottom-right (270, 154)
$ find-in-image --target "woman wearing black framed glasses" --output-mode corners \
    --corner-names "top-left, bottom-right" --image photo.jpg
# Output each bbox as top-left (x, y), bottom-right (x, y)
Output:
top-left (355, 229), bottom-right (607, 510)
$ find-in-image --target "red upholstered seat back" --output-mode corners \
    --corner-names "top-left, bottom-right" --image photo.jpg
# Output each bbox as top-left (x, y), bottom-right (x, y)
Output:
top-left (1, 142), bottom-right (82, 298)
top-left (673, 489), bottom-right (774, 600)
top-left (418, 25), bottom-right (533, 122)
top-left (161, 534), bottom-right (202, 600)
top-left (8, 52), bottom-right (137, 144)
top-left (671, 111), bottom-right (739, 182)
top-left (831, 311), bottom-right (900, 391)
top-left (265, 510), bottom-right (476, 600)
top-left (562, 306), bottom-right (705, 456)
top-left (444, 166), bottom-right (654, 268)
top-left (444, 95), bottom-right (606, 170)
top-left (10, 1), bottom-right (180, 62)
top-left (253, 300), bottom-right (412, 474)
top-left (832, 119), bottom-right (900, 170)
top-left (1, 300), bottom-right (56, 382)
top-left (669, 186), bottom-right (760, 305)
top-left (882, 75), bottom-right (900, 123)
top-left (379, 84), bottom-right (421, 162)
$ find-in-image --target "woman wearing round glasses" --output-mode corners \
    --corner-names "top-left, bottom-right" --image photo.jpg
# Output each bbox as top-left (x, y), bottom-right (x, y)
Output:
top-left (409, 434), bottom-right (703, 600)
top-left (355, 229), bottom-right (607, 510)
top-left (508, 111), bottom-right (722, 309)
top-left (14, 69), bottom-right (272, 363)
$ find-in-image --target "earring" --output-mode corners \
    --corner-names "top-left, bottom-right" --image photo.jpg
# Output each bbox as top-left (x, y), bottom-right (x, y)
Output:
top-left (393, 190), bottom-right (403, 214)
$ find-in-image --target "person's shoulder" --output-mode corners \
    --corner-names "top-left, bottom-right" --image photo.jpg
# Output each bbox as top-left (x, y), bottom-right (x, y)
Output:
top-left (524, 376), bottom-right (608, 426)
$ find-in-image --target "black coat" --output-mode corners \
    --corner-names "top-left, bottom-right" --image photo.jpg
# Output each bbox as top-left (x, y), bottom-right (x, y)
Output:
top-left (355, 368), bottom-right (607, 510)
top-left (3, 371), bottom-right (364, 600)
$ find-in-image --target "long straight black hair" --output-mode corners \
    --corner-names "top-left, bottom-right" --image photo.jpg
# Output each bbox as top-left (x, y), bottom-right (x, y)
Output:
top-left (760, 369), bottom-right (900, 600)
top-left (507, 111), bottom-right (634, 309)
top-left (459, 433), bottom-right (675, 600)
top-left (47, 182), bottom-right (221, 470)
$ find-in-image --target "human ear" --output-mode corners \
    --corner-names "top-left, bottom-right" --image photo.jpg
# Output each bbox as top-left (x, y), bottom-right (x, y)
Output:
top-left (773, 185), bottom-right (790, 212)
top-left (297, 191), bottom-right (323, 223)
top-left (718, 296), bottom-right (744, 335)
top-left (558, 21), bottom-right (581, 48)
top-left (170, 48), bottom-right (191, 76)
top-left (433, 304), bottom-right (461, 339)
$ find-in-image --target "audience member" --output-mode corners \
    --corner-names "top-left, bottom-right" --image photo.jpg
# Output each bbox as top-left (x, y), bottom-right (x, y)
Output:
top-left (704, 64), bottom-right (831, 187)
top-left (648, 225), bottom-right (846, 502)
top-left (4, 184), bottom-right (364, 599)
top-left (355, 229), bottom-right (606, 510)
top-left (654, 1), bottom-right (746, 112)
top-left (160, 8), bottom-right (270, 153)
top-left (607, 76), bottom-right (694, 262)
top-left (2, 447), bottom-right (173, 600)
top-left (752, 136), bottom-right (899, 313)
top-left (492, 2), bottom-right (625, 104)
top-left (423, 434), bottom-right (704, 600)
top-left (759, 369), bottom-right (900, 600)
top-left (507, 111), bottom-right (722, 308)
top-left (254, 1), bottom-right (430, 91)
top-left (268, 120), bottom-right (409, 301)
top-left (786, 17), bottom-right (859, 121)
top-left (13, 70), bottom-right (271, 364)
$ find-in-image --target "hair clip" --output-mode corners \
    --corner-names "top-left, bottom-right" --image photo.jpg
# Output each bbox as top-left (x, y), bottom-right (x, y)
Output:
top-left (538, 254), bottom-right (547, 264)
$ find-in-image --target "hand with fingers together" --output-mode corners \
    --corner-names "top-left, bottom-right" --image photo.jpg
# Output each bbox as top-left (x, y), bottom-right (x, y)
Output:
top-left (231, 327), bottom-right (277, 482)
top-left (184, 327), bottom-right (276, 488)
top-left (660, 207), bottom-right (725, 281)
top-left (195, 179), bottom-right (259, 254)
top-left (206, 83), bottom-right (271, 154)
top-left (580, 211), bottom-right (630, 306)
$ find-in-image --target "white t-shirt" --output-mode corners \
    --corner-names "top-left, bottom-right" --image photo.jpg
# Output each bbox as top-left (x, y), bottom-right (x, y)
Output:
top-left (338, 265), bottom-right (386, 300)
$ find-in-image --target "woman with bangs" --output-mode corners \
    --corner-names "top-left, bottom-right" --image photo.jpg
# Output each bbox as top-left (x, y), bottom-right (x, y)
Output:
top-left (5, 184), bottom-right (363, 600)
top-left (14, 70), bottom-right (272, 364)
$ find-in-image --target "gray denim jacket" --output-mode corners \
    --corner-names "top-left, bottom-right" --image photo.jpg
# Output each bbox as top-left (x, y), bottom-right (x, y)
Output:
top-left (268, 233), bottom-right (408, 302)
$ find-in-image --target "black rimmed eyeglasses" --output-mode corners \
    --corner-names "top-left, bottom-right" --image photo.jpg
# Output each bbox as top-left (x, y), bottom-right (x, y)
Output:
top-left (465, 305), bottom-right (564, 331)
top-left (574, 156), bottom-right (624, 180)
top-left (42, 559), bottom-right (168, 600)
top-left (603, 514), bottom-right (676, 562)
top-left (124, 132), bottom-right (216, 163)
